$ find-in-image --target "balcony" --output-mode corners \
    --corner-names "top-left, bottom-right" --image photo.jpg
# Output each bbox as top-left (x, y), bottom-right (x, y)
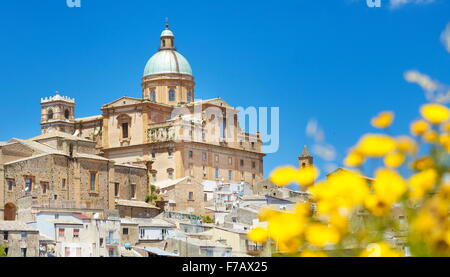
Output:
top-left (106, 238), bottom-right (120, 246)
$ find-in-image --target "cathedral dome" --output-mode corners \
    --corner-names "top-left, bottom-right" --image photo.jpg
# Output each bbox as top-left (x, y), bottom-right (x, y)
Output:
top-left (143, 24), bottom-right (193, 77)
top-left (143, 50), bottom-right (192, 77)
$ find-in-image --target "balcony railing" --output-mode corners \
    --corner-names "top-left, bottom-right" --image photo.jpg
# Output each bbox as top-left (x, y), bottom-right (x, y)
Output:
top-left (106, 238), bottom-right (120, 246)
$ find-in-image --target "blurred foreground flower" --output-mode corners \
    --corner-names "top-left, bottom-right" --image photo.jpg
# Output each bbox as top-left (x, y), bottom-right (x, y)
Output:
top-left (371, 111), bottom-right (394, 129)
top-left (249, 101), bottom-right (450, 257)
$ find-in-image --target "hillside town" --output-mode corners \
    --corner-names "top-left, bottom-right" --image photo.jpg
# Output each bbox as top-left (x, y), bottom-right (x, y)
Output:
top-left (0, 23), bottom-right (315, 257)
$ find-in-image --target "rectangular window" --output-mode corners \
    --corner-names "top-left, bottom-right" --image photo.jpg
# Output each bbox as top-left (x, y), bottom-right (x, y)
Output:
top-left (188, 151), bottom-right (193, 158)
top-left (90, 172), bottom-right (97, 192)
top-left (6, 179), bottom-right (15, 191)
top-left (41, 182), bottom-right (49, 194)
top-left (203, 166), bottom-right (207, 178)
top-left (252, 161), bottom-right (256, 169)
top-left (215, 155), bottom-right (219, 163)
top-left (73, 229), bottom-right (80, 238)
top-left (62, 178), bottom-right (66, 189)
top-left (188, 192), bottom-right (194, 201)
top-left (114, 183), bottom-right (120, 197)
top-left (228, 170), bottom-right (232, 181)
top-left (122, 123), bottom-right (129, 139)
top-left (202, 152), bottom-right (207, 161)
top-left (240, 160), bottom-right (244, 167)
top-left (25, 177), bottom-right (33, 193)
top-left (21, 248), bottom-right (27, 258)
top-left (251, 142), bottom-right (255, 149)
top-left (76, 247), bottom-right (82, 257)
top-left (228, 157), bottom-right (232, 165)
top-left (215, 168), bottom-right (219, 179)
top-left (100, 238), bottom-right (104, 247)
top-left (168, 150), bottom-right (173, 156)
top-left (151, 152), bottom-right (156, 158)
top-left (189, 164), bottom-right (194, 176)
top-left (3, 231), bottom-right (9, 240)
top-left (152, 173), bottom-right (157, 183)
top-left (59, 228), bottom-right (65, 237)
top-left (168, 172), bottom-right (174, 180)
top-left (65, 247), bottom-right (70, 257)
top-left (130, 184), bottom-right (136, 199)
top-left (123, 228), bottom-right (129, 235)
top-left (21, 232), bottom-right (27, 241)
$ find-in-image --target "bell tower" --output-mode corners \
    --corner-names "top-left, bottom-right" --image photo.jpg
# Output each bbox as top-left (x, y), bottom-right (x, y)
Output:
top-left (40, 91), bottom-right (76, 135)
top-left (299, 145), bottom-right (314, 168)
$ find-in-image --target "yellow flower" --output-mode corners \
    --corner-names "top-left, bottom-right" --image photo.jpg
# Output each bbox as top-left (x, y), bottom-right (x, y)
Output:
top-left (299, 250), bottom-right (328, 257)
top-left (268, 212), bottom-right (307, 243)
top-left (412, 211), bottom-right (435, 235)
top-left (442, 122), bottom-right (450, 133)
top-left (310, 170), bottom-right (369, 213)
top-left (365, 194), bottom-right (390, 217)
top-left (270, 167), bottom-right (298, 187)
top-left (330, 212), bottom-right (348, 233)
top-left (344, 150), bottom-right (365, 167)
top-left (396, 136), bottom-right (418, 155)
top-left (410, 120), bottom-right (429, 136)
top-left (295, 166), bottom-right (319, 187)
top-left (373, 168), bottom-right (407, 205)
top-left (360, 242), bottom-right (403, 257)
top-left (278, 238), bottom-right (302, 254)
top-left (258, 208), bottom-right (278, 222)
top-left (384, 152), bottom-right (406, 168)
top-left (410, 156), bottom-right (436, 171)
top-left (371, 111), bottom-right (394, 129)
top-left (409, 169), bottom-right (438, 200)
top-left (305, 224), bottom-right (340, 248)
top-left (294, 203), bottom-right (311, 217)
top-left (356, 134), bottom-right (397, 157)
top-left (365, 169), bottom-right (407, 216)
top-left (423, 130), bottom-right (438, 144)
top-left (420, 103), bottom-right (450, 124)
top-left (248, 227), bottom-right (268, 244)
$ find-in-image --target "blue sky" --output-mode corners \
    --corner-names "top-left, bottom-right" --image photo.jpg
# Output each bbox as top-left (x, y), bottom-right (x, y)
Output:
top-left (0, 0), bottom-right (449, 177)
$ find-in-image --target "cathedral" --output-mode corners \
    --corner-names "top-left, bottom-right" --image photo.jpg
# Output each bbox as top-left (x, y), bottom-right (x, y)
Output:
top-left (0, 24), bottom-right (265, 219)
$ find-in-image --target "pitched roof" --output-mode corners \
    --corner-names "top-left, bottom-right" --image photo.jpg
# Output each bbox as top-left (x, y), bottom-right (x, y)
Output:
top-left (74, 115), bottom-right (103, 123)
top-left (29, 131), bottom-right (93, 143)
top-left (115, 199), bottom-right (159, 209)
top-left (154, 177), bottom-right (189, 189)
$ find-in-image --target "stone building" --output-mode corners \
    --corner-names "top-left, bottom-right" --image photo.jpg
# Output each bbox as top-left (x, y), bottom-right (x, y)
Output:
top-left (0, 221), bottom-right (39, 257)
top-left (156, 176), bottom-right (205, 215)
top-left (0, 132), bottom-right (153, 221)
top-left (1, 23), bottom-right (266, 220)
top-left (37, 23), bottom-right (265, 189)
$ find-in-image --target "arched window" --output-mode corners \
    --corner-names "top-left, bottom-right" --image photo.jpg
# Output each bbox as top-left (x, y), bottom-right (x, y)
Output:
top-left (48, 109), bottom-right (54, 120)
top-left (64, 109), bottom-right (70, 119)
top-left (150, 90), bottom-right (156, 102)
top-left (187, 90), bottom-right (192, 103)
top-left (168, 89), bottom-right (176, 102)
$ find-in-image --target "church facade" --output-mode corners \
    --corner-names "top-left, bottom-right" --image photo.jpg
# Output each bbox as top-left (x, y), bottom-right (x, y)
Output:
top-left (40, 23), bottom-right (265, 187)
top-left (1, 24), bottom-right (265, 219)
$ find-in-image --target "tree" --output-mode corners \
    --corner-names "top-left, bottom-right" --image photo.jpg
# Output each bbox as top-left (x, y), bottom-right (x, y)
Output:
top-left (0, 245), bottom-right (7, 257)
